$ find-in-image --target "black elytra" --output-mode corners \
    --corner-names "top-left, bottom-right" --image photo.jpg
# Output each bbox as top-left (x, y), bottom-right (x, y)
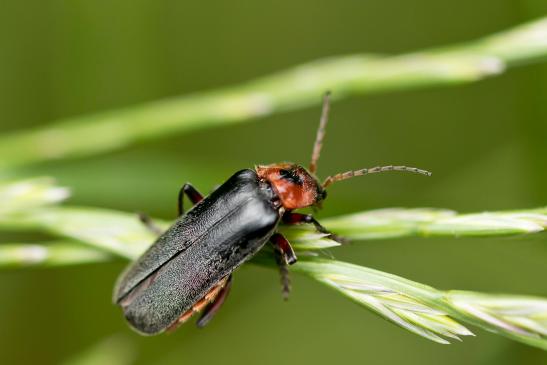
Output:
top-left (114, 170), bottom-right (280, 334)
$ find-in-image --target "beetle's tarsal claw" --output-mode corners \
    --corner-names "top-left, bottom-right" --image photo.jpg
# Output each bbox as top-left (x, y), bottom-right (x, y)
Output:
top-left (282, 285), bottom-right (290, 301)
top-left (286, 255), bottom-right (297, 265)
top-left (328, 233), bottom-right (348, 244)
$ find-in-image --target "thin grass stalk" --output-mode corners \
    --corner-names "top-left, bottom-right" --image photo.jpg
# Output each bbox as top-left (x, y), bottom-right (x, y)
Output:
top-left (0, 18), bottom-right (546, 170)
top-left (0, 205), bottom-right (545, 260)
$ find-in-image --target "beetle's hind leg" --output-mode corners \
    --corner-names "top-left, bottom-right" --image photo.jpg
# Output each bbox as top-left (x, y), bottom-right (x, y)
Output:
top-left (166, 275), bottom-right (232, 332)
top-left (196, 275), bottom-right (233, 328)
top-left (270, 233), bottom-right (297, 300)
top-left (178, 183), bottom-right (204, 216)
top-left (137, 212), bottom-right (163, 236)
top-left (282, 212), bottom-right (346, 243)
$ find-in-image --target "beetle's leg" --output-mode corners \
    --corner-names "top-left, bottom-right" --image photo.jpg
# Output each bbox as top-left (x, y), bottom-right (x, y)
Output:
top-left (270, 233), bottom-right (296, 300)
top-left (196, 274), bottom-right (233, 328)
top-left (137, 212), bottom-right (163, 236)
top-left (270, 232), bottom-right (297, 265)
top-left (178, 183), bottom-right (204, 216)
top-left (282, 212), bottom-right (329, 234)
top-left (274, 248), bottom-right (291, 301)
top-left (282, 212), bottom-right (346, 243)
top-left (166, 275), bottom-right (231, 332)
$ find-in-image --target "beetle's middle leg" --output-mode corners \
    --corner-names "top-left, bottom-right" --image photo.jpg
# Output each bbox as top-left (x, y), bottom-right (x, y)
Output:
top-left (178, 183), bottom-right (204, 216)
top-left (137, 212), bottom-right (163, 236)
top-left (282, 212), bottom-right (345, 243)
top-left (270, 233), bottom-right (296, 300)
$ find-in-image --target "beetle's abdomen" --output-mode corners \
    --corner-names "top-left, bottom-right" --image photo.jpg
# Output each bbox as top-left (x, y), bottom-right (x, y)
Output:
top-left (114, 169), bottom-right (280, 334)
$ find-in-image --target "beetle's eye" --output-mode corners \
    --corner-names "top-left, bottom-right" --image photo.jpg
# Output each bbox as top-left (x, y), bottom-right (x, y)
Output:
top-left (315, 188), bottom-right (327, 202)
top-left (279, 169), bottom-right (303, 185)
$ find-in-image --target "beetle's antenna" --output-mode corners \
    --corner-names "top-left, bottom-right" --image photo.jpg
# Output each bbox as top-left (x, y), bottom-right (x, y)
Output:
top-left (309, 91), bottom-right (331, 175)
top-left (322, 165), bottom-right (432, 188)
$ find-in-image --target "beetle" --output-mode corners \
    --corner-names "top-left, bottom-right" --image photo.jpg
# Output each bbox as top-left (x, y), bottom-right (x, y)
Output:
top-left (113, 92), bottom-right (431, 335)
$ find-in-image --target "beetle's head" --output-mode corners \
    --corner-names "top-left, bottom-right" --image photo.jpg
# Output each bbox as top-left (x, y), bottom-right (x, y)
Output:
top-left (257, 92), bottom-right (431, 211)
top-left (256, 163), bottom-right (325, 210)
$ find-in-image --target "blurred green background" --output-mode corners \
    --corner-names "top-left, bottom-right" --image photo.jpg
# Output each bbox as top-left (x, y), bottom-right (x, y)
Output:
top-left (1, 1), bottom-right (546, 364)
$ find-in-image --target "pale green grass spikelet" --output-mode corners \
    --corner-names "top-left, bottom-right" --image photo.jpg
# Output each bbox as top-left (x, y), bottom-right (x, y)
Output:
top-left (425, 211), bottom-right (547, 236)
top-left (447, 291), bottom-right (547, 347)
top-left (0, 178), bottom-right (545, 349)
top-left (322, 207), bottom-right (547, 239)
top-left (0, 177), bottom-right (70, 216)
top-left (294, 259), bottom-right (474, 344)
top-left (321, 208), bottom-right (456, 239)
top-left (0, 242), bottom-right (111, 267)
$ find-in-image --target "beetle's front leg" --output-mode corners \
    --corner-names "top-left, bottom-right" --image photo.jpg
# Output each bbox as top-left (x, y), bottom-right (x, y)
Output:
top-left (282, 212), bottom-right (345, 243)
top-left (270, 233), bottom-right (296, 301)
top-left (178, 183), bottom-right (204, 216)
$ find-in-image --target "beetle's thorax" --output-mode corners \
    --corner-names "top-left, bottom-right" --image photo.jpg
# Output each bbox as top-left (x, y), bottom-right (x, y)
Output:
top-left (255, 163), bottom-right (324, 210)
